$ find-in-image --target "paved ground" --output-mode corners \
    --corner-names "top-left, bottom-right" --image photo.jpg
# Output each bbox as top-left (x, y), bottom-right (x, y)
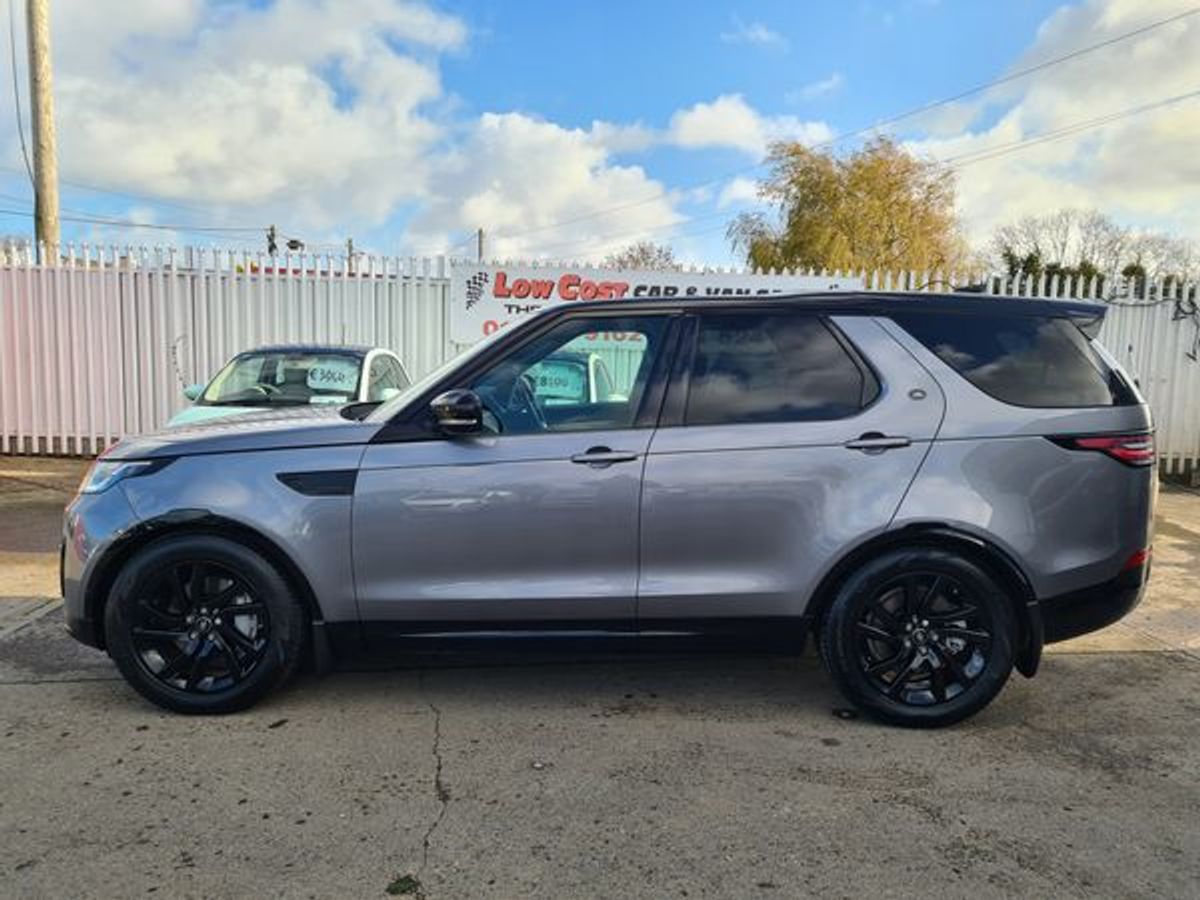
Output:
top-left (0, 456), bottom-right (85, 598)
top-left (1, 457), bottom-right (1198, 898)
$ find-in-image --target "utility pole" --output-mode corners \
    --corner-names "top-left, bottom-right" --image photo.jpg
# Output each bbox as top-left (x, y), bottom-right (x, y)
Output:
top-left (476, 227), bottom-right (484, 262)
top-left (25, 0), bottom-right (59, 260)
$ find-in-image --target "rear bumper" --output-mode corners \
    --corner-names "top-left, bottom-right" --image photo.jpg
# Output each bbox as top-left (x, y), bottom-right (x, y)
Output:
top-left (1041, 561), bottom-right (1150, 644)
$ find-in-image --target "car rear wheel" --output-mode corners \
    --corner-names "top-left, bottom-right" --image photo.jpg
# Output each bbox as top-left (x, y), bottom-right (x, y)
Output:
top-left (820, 547), bottom-right (1016, 728)
top-left (104, 535), bottom-right (307, 714)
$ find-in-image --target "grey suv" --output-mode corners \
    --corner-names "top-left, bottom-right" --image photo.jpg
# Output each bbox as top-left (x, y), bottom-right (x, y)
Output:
top-left (62, 293), bottom-right (1155, 726)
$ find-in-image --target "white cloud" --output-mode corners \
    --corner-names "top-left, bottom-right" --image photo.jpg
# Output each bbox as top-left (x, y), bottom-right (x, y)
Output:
top-left (720, 16), bottom-right (786, 47)
top-left (586, 120), bottom-right (659, 155)
top-left (8, 2), bottom-right (801, 258)
top-left (408, 113), bottom-right (682, 260)
top-left (908, 0), bottom-right (1200, 242)
top-left (717, 177), bottom-right (760, 208)
top-left (7, 0), bottom-right (466, 238)
top-left (669, 94), bottom-right (833, 156)
top-left (789, 73), bottom-right (845, 103)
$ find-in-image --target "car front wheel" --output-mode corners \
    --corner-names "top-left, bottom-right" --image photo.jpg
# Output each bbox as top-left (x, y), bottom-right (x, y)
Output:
top-left (104, 535), bottom-right (307, 714)
top-left (820, 547), bottom-right (1016, 728)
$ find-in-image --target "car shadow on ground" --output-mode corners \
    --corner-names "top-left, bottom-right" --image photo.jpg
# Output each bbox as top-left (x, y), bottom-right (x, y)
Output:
top-left (4, 607), bottom-right (1199, 736)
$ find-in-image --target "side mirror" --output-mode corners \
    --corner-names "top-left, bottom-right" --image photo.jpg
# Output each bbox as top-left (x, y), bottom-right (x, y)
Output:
top-left (183, 383), bottom-right (204, 402)
top-left (378, 387), bottom-right (401, 402)
top-left (430, 389), bottom-right (483, 436)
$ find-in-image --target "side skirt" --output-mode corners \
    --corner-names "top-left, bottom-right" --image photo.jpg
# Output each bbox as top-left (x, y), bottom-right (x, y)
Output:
top-left (324, 617), bottom-right (811, 661)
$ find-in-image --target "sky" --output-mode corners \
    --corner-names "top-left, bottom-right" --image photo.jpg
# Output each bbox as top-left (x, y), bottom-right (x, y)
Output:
top-left (1, 0), bottom-right (1197, 265)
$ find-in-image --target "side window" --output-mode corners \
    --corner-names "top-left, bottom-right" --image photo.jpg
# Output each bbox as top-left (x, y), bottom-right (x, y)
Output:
top-left (892, 312), bottom-right (1134, 408)
top-left (471, 316), bottom-right (670, 435)
top-left (686, 312), bottom-right (877, 426)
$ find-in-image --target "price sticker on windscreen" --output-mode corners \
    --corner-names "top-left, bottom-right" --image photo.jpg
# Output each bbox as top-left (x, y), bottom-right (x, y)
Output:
top-left (306, 358), bottom-right (359, 393)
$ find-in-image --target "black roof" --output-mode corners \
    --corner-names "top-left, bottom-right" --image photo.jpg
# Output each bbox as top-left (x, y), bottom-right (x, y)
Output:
top-left (555, 290), bottom-right (1107, 320)
top-left (234, 343), bottom-right (375, 357)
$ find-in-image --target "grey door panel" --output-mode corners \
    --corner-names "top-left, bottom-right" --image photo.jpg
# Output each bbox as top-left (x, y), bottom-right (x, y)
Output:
top-left (638, 315), bottom-right (945, 621)
top-left (354, 429), bottom-right (650, 624)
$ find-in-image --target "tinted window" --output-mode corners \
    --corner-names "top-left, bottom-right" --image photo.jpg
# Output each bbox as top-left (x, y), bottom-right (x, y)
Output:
top-left (893, 313), bottom-right (1133, 408)
top-left (472, 316), bottom-right (669, 435)
top-left (686, 313), bottom-right (876, 426)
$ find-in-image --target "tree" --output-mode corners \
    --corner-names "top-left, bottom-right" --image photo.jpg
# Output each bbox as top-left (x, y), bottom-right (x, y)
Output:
top-left (602, 240), bottom-right (680, 270)
top-left (727, 136), bottom-right (971, 273)
top-left (990, 208), bottom-right (1199, 285)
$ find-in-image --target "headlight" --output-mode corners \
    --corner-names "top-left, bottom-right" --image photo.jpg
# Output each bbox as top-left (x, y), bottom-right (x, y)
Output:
top-left (78, 460), bottom-right (162, 495)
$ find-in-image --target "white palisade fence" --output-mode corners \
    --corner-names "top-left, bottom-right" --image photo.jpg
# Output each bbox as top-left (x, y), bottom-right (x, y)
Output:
top-left (0, 245), bottom-right (1198, 476)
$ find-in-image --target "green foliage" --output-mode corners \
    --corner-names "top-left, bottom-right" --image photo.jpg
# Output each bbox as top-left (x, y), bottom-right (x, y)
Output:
top-left (386, 874), bottom-right (421, 895)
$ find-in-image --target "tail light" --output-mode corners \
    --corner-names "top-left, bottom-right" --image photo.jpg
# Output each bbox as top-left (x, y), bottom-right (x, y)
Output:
top-left (1049, 433), bottom-right (1155, 467)
top-left (1122, 547), bottom-right (1151, 571)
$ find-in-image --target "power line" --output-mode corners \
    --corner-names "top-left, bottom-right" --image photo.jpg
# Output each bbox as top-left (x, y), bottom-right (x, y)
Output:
top-left (5, 0), bottom-right (31, 186)
top-left (859, 6), bottom-right (1200, 143)
top-left (524, 88), bottom-right (1200, 261)
top-left (0, 165), bottom-right (248, 217)
top-left (0, 205), bottom-right (263, 234)
top-left (518, 208), bottom-right (736, 259)
top-left (414, 230), bottom-right (493, 258)
top-left (558, 221), bottom-right (734, 262)
top-left (0, 188), bottom-right (193, 223)
top-left (484, 6), bottom-right (1200, 244)
top-left (940, 89), bottom-right (1200, 168)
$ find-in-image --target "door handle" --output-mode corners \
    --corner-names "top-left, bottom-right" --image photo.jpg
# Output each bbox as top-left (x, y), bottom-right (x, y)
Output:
top-left (844, 432), bottom-right (912, 452)
top-left (571, 446), bottom-right (639, 466)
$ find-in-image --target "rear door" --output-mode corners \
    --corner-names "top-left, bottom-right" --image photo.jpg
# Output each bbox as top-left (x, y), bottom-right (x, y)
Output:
top-left (637, 310), bottom-right (945, 624)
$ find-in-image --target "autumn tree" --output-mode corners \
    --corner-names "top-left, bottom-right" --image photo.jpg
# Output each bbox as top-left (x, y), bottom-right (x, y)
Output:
top-left (727, 136), bottom-right (970, 273)
top-left (603, 240), bottom-right (680, 270)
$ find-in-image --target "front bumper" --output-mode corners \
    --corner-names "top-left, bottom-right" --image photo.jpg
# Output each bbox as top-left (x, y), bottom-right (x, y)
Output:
top-left (61, 486), bottom-right (141, 650)
top-left (1041, 561), bottom-right (1150, 644)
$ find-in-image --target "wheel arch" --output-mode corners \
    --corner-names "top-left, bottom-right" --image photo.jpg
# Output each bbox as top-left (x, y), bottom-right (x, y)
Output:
top-left (807, 523), bottom-right (1043, 677)
top-left (85, 510), bottom-right (326, 649)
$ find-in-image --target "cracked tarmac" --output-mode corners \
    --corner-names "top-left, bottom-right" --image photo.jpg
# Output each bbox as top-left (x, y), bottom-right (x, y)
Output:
top-left (1, 466), bottom-right (1199, 897)
top-left (2, 608), bottom-right (1200, 898)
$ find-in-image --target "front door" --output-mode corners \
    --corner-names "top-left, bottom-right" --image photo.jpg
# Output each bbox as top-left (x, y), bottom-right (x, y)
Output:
top-left (353, 313), bottom-right (676, 629)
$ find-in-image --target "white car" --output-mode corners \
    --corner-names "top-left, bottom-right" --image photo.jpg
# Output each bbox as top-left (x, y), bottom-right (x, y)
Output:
top-left (170, 344), bottom-right (410, 427)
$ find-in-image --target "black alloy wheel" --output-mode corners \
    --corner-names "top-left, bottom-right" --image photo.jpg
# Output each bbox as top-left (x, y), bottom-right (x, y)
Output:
top-left (820, 547), bottom-right (1016, 728)
top-left (854, 572), bottom-right (992, 706)
top-left (129, 560), bottom-right (270, 694)
top-left (105, 535), bottom-right (307, 714)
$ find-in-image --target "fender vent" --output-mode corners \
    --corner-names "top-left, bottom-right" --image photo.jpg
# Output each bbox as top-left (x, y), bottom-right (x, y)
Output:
top-left (276, 470), bottom-right (358, 497)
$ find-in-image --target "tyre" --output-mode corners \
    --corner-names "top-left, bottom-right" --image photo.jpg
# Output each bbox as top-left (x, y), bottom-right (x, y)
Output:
top-left (820, 547), bottom-right (1016, 728)
top-left (104, 534), bottom-right (308, 714)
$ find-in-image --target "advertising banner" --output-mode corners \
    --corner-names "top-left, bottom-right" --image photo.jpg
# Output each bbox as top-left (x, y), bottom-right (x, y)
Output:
top-left (449, 262), bottom-right (862, 344)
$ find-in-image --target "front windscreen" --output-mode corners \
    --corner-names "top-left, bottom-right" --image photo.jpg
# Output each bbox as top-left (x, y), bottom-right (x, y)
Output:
top-left (201, 352), bottom-right (363, 406)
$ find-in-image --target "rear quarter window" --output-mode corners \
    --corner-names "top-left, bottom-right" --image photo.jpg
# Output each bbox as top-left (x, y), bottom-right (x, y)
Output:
top-left (892, 312), bottom-right (1135, 408)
